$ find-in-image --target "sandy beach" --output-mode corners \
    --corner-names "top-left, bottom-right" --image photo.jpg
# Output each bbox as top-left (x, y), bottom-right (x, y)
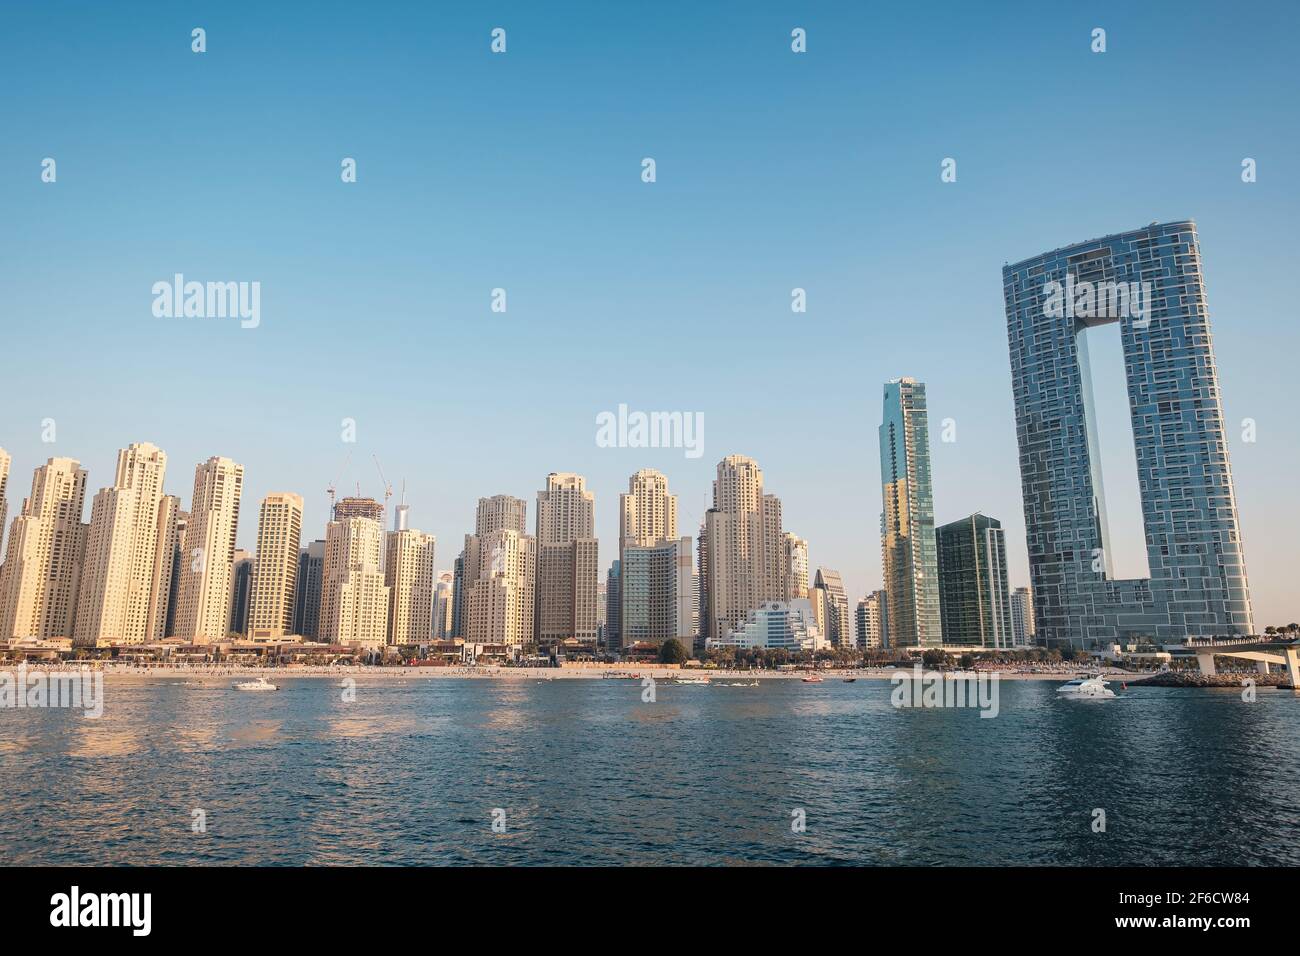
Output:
top-left (10, 663), bottom-right (1147, 682)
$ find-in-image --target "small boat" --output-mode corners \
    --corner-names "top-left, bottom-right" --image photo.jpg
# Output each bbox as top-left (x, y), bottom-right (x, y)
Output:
top-left (842, 678), bottom-right (857, 683)
top-left (232, 676), bottom-right (279, 692)
top-left (675, 677), bottom-right (710, 685)
top-left (1057, 675), bottom-right (1115, 699)
top-left (801, 675), bottom-right (824, 683)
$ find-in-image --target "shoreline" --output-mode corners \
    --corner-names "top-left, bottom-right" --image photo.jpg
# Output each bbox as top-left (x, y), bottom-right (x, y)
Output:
top-left (2, 663), bottom-right (1155, 682)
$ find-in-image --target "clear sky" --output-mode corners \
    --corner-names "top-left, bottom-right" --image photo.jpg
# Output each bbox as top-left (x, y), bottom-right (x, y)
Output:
top-left (2, 1), bottom-right (1297, 627)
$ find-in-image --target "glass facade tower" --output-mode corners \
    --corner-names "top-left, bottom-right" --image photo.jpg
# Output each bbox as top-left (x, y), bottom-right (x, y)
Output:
top-left (1003, 221), bottom-right (1253, 646)
top-left (879, 377), bottom-right (942, 647)
top-left (936, 513), bottom-right (1012, 648)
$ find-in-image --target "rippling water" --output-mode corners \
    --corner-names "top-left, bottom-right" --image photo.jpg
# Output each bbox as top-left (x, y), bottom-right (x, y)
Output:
top-left (2, 677), bottom-right (1296, 865)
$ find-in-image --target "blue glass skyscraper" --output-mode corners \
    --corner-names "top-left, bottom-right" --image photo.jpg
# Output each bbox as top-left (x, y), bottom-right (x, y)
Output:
top-left (1003, 221), bottom-right (1253, 646)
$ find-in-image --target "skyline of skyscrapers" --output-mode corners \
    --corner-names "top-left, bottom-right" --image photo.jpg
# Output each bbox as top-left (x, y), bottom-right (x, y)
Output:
top-left (0, 218), bottom-right (1275, 651)
top-left (0, 427), bottom-right (1270, 649)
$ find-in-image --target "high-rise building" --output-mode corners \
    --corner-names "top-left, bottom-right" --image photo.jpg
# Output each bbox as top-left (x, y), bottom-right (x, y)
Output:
top-left (0, 447), bottom-right (10, 557)
top-left (73, 443), bottom-right (168, 645)
top-left (146, 495), bottom-right (184, 640)
top-left (75, 488), bottom-right (136, 643)
top-left (605, 559), bottom-right (621, 654)
top-left (536, 473), bottom-right (598, 647)
top-left (782, 533), bottom-right (809, 600)
top-left (463, 495), bottom-right (535, 647)
top-left (812, 567), bottom-right (852, 649)
top-left (696, 520), bottom-right (709, 646)
top-left (538, 538), bottom-right (600, 646)
top-left (808, 581), bottom-right (827, 642)
top-left (171, 457), bottom-right (244, 640)
top-left (690, 570), bottom-right (700, 645)
top-left (856, 590), bottom-right (886, 650)
top-left (228, 549), bottom-right (254, 636)
top-left (465, 527), bottom-right (536, 647)
top-left (450, 555), bottom-right (465, 639)
top-left (172, 457), bottom-right (244, 640)
top-left (433, 571), bottom-right (455, 639)
top-left (162, 509), bottom-right (190, 639)
top-left (880, 378), bottom-right (941, 648)
top-left (616, 469), bottom-right (686, 652)
top-left (702, 455), bottom-right (785, 643)
top-left (247, 493), bottom-right (304, 639)
top-left (762, 494), bottom-right (786, 600)
top-left (473, 495), bottom-right (527, 536)
top-left (620, 469), bottom-right (677, 551)
top-left (0, 458), bottom-right (88, 640)
top-left (620, 535), bottom-right (694, 651)
top-left (333, 496), bottom-right (384, 525)
top-left (596, 580), bottom-right (608, 647)
top-left (1010, 586), bottom-right (1036, 648)
top-left (1004, 221), bottom-right (1253, 644)
top-left (293, 540), bottom-right (325, 639)
top-left (936, 513), bottom-right (1012, 648)
top-left (386, 527), bottom-right (436, 645)
top-left (320, 516), bottom-right (389, 648)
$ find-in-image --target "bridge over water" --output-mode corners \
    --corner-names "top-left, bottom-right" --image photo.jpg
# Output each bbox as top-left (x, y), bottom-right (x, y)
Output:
top-left (1174, 637), bottom-right (1300, 687)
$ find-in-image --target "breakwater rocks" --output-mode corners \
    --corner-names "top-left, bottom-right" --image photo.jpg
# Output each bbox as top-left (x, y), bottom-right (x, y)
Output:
top-left (1135, 670), bottom-right (1291, 688)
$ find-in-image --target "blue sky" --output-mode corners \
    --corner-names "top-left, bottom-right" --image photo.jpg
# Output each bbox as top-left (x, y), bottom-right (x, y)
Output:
top-left (2, 1), bottom-right (1297, 627)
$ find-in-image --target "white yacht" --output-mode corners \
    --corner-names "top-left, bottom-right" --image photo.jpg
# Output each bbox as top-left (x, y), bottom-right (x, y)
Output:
top-left (1056, 675), bottom-right (1116, 699)
top-left (232, 676), bottom-right (279, 692)
top-left (675, 677), bottom-right (710, 686)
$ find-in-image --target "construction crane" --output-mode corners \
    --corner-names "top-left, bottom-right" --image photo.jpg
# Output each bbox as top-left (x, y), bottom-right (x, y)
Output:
top-left (373, 455), bottom-right (394, 506)
top-left (374, 456), bottom-right (409, 532)
top-left (326, 451), bottom-right (353, 521)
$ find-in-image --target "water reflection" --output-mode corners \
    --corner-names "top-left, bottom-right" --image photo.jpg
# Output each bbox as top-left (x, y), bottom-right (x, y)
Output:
top-left (0, 677), bottom-right (1296, 865)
